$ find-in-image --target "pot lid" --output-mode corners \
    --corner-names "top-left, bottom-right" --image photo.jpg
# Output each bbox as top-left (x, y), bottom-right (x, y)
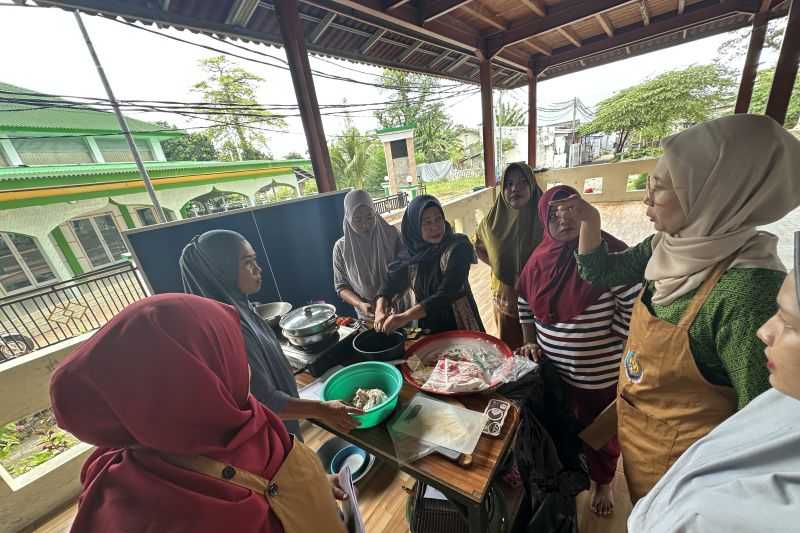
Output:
top-left (279, 303), bottom-right (336, 332)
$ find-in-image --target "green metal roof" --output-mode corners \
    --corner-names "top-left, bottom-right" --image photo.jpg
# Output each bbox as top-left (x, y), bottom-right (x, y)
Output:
top-left (0, 159), bottom-right (312, 191)
top-left (375, 124), bottom-right (416, 135)
top-left (0, 82), bottom-right (181, 137)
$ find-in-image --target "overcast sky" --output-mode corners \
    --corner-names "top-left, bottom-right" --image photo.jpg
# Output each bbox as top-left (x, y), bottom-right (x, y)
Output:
top-left (0, 4), bottom-right (770, 158)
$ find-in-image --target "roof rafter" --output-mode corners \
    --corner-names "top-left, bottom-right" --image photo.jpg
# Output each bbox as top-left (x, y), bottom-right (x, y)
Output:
top-left (526, 39), bottom-right (552, 55)
top-left (520, 0), bottom-right (546, 17)
top-left (383, 0), bottom-right (409, 9)
top-left (421, 0), bottom-right (473, 23)
top-left (486, 0), bottom-right (636, 57)
top-left (461, 3), bottom-right (507, 31)
top-left (225, 0), bottom-right (260, 26)
top-left (596, 13), bottom-right (615, 36)
top-left (399, 40), bottom-right (424, 61)
top-left (446, 54), bottom-right (471, 72)
top-left (639, 0), bottom-right (651, 25)
top-left (309, 11), bottom-right (336, 43)
top-left (558, 26), bottom-right (582, 47)
top-left (360, 28), bottom-right (386, 53)
top-left (539, 0), bottom-right (760, 71)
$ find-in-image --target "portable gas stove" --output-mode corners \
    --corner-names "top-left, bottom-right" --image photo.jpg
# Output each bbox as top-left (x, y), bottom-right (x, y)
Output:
top-left (279, 325), bottom-right (358, 377)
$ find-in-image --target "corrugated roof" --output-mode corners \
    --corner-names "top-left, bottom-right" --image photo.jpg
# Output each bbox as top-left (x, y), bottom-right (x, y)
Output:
top-left (0, 158), bottom-right (312, 189)
top-left (0, 82), bottom-right (181, 136)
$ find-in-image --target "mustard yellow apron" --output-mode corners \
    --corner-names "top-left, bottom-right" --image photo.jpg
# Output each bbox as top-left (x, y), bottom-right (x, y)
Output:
top-left (618, 259), bottom-right (737, 502)
top-left (161, 437), bottom-right (347, 533)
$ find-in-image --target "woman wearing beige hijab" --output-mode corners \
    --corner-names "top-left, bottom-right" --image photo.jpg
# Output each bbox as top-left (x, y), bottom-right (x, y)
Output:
top-left (553, 114), bottom-right (800, 503)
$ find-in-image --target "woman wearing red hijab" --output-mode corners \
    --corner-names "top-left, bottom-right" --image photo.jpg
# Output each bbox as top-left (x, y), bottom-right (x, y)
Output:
top-left (50, 293), bottom-right (347, 533)
top-left (516, 185), bottom-right (641, 516)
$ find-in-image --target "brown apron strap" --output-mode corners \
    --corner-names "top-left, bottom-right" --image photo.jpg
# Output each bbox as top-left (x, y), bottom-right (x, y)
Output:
top-left (677, 255), bottom-right (737, 328)
top-left (158, 452), bottom-right (270, 496)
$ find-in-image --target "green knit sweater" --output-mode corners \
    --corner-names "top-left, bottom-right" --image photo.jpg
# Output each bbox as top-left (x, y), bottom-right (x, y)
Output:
top-left (577, 235), bottom-right (781, 410)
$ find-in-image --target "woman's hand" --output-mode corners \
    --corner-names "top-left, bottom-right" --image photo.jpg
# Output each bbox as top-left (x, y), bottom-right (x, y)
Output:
top-left (357, 301), bottom-right (375, 321)
top-left (377, 312), bottom-right (411, 333)
top-left (548, 194), bottom-right (603, 254)
top-left (328, 475), bottom-right (349, 500)
top-left (315, 401), bottom-right (363, 433)
top-left (549, 194), bottom-right (600, 226)
top-left (516, 343), bottom-right (543, 362)
top-left (373, 298), bottom-right (389, 330)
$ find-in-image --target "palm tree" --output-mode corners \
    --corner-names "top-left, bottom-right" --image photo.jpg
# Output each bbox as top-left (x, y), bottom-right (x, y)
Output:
top-left (496, 101), bottom-right (526, 127)
top-left (329, 117), bottom-right (377, 190)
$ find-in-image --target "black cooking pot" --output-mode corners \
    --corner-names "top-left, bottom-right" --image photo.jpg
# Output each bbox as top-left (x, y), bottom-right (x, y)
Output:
top-left (352, 329), bottom-right (406, 362)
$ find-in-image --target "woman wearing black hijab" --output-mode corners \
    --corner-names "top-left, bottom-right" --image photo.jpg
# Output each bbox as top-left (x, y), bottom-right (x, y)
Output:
top-left (374, 195), bottom-right (484, 334)
top-left (180, 230), bottom-right (360, 436)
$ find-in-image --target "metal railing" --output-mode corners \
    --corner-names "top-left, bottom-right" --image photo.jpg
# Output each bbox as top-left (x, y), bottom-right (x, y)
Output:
top-left (0, 262), bottom-right (148, 363)
top-left (373, 192), bottom-right (408, 215)
top-left (373, 185), bottom-right (427, 215)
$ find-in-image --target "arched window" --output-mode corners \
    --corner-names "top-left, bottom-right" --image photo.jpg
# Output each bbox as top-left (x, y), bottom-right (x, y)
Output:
top-left (0, 233), bottom-right (57, 294)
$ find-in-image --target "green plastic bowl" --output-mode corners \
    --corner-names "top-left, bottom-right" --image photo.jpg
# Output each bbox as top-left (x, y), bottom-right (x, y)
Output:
top-left (322, 362), bottom-right (402, 429)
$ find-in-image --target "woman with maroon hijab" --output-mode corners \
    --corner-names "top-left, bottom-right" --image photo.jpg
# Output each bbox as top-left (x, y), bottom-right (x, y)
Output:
top-left (516, 185), bottom-right (641, 516)
top-left (50, 293), bottom-right (347, 533)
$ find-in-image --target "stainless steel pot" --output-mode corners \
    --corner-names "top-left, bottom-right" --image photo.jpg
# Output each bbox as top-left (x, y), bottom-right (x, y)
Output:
top-left (279, 303), bottom-right (337, 337)
top-left (283, 323), bottom-right (339, 348)
top-left (255, 302), bottom-right (292, 328)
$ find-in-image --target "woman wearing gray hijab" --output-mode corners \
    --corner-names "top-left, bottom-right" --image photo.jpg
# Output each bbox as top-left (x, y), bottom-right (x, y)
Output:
top-left (180, 230), bottom-right (361, 436)
top-left (332, 189), bottom-right (410, 321)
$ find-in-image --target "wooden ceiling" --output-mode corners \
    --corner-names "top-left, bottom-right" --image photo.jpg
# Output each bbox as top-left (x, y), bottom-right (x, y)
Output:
top-left (36, 0), bottom-right (788, 87)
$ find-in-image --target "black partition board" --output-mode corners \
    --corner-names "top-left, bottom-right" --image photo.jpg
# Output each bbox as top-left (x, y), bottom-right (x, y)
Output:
top-left (123, 191), bottom-right (356, 316)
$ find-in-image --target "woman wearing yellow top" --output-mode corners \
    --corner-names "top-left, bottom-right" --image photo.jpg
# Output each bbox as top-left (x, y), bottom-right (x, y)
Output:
top-left (475, 162), bottom-right (543, 349)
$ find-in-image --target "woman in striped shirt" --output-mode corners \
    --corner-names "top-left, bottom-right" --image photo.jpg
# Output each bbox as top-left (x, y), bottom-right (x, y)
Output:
top-left (516, 184), bottom-right (641, 516)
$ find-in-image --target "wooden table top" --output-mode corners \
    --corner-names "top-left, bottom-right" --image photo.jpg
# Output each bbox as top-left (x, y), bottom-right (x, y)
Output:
top-left (296, 361), bottom-right (520, 505)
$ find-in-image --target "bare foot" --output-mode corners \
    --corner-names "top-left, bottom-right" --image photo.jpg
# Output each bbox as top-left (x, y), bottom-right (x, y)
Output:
top-left (590, 483), bottom-right (614, 516)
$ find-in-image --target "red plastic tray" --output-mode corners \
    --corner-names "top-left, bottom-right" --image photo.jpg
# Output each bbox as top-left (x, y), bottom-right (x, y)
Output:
top-left (401, 330), bottom-right (512, 396)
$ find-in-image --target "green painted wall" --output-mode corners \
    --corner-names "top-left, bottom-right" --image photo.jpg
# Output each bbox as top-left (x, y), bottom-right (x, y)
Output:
top-left (51, 226), bottom-right (83, 276)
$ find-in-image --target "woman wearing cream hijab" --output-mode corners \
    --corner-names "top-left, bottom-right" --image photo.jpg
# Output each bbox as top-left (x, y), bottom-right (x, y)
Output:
top-left (553, 114), bottom-right (800, 503)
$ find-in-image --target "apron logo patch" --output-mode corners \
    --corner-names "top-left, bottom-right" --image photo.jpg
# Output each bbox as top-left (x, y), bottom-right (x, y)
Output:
top-left (624, 350), bottom-right (643, 383)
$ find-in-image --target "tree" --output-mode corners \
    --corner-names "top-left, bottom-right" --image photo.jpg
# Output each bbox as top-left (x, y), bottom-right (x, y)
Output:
top-left (328, 116), bottom-right (381, 190)
top-left (496, 100), bottom-right (526, 127)
top-left (156, 123), bottom-right (220, 161)
top-left (283, 151), bottom-right (304, 160)
top-left (192, 56), bottom-right (286, 161)
top-left (375, 69), bottom-right (461, 162)
top-left (716, 18), bottom-right (787, 65)
top-left (748, 67), bottom-right (800, 128)
top-left (579, 64), bottom-right (735, 154)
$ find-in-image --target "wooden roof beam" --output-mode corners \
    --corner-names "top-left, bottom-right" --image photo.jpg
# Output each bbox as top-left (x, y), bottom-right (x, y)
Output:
top-left (539, 0), bottom-right (760, 70)
top-left (383, 0), bottom-right (409, 9)
top-left (527, 39), bottom-right (552, 55)
top-left (422, 0), bottom-right (473, 23)
top-left (520, 0), bottom-right (547, 17)
top-left (309, 11), bottom-right (336, 43)
top-left (558, 26), bottom-right (582, 47)
top-left (462, 3), bottom-right (508, 31)
top-left (596, 13), bottom-right (615, 36)
top-left (639, 0), bottom-right (651, 25)
top-left (429, 50), bottom-right (451, 67)
top-left (360, 28), bottom-right (386, 53)
top-left (446, 54), bottom-right (471, 72)
top-left (487, 0), bottom-right (636, 57)
top-left (225, 0), bottom-right (260, 26)
top-left (399, 40), bottom-right (424, 61)
top-left (305, 0), bottom-right (528, 71)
